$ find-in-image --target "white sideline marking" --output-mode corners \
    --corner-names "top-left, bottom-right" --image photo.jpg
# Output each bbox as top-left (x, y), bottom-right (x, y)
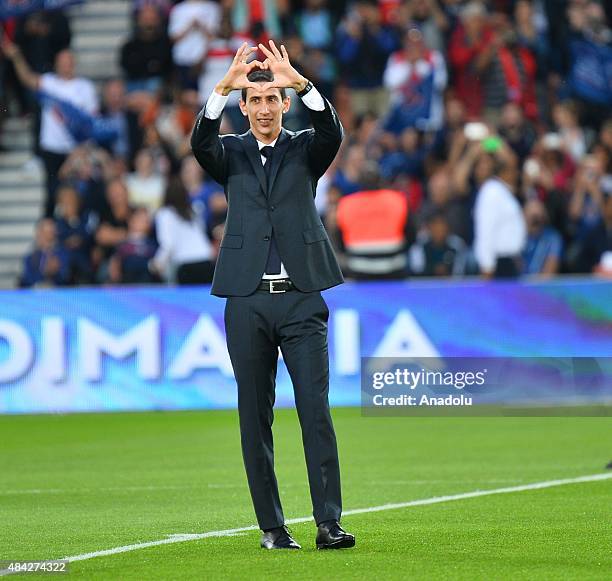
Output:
top-left (1, 472), bottom-right (610, 575)
top-left (0, 479), bottom-right (525, 496)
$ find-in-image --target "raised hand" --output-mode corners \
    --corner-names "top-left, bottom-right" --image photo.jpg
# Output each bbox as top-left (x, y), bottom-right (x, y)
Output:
top-left (215, 42), bottom-right (265, 96)
top-left (0, 35), bottom-right (19, 60)
top-left (258, 40), bottom-right (308, 93)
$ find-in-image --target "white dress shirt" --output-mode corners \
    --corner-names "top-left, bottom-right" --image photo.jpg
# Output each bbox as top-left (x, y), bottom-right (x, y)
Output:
top-left (204, 85), bottom-right (325, 119)
top-left (203, 84), bottom-right (326, 280)
top-left (474, 177), bottom-right (527, 273)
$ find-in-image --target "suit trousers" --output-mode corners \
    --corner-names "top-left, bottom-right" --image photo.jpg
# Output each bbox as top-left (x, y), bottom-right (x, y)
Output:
top-left (224, 289), bottom-right (342, 530)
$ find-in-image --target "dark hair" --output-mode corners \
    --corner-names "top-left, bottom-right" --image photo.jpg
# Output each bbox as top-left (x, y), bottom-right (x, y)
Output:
top-left (358, 161), bottom-right (381, 190)
top-left (163, 178), bottom-right (193, 221)
top-left (241, 68), bottom-right (286, 102)
top-left (426, 208), bottom-right (449, 225)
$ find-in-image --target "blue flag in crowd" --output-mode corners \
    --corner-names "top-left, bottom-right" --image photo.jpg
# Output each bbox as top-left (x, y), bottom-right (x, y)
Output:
top-left (569, 38), bottom-right (612, 106)
top-left (38, 91), bottom-right (120, 146)
top-left (0, 0), bottom-right (83, 21)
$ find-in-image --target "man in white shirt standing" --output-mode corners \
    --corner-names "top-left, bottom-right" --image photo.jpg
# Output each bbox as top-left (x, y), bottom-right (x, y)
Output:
top-left (2, 41), bottom-right (98, 217)
top-left (474, 155), bottom-right (527, 278)
top-left (169, 0), bottom-right (221, 91)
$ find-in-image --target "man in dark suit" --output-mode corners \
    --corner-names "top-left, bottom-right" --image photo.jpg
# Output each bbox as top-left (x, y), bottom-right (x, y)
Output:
top-left (191, 41), bottom-right (355, 551)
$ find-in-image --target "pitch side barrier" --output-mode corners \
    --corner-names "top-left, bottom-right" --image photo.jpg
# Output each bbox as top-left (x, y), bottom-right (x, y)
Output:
top-left (0, 277), bottom-right (610, 414)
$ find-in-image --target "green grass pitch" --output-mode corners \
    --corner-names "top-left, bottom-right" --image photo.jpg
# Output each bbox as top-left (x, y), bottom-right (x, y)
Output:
top-left (1, 408), bottom-right (611, 579)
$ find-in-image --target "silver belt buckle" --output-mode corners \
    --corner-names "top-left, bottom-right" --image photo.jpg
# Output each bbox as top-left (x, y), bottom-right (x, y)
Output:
top-left (269, 280), bottom-right (286, 293)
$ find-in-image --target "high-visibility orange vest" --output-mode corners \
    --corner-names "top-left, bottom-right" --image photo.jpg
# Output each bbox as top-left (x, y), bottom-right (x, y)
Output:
top-left (336, 189), bottom-right (409, 252)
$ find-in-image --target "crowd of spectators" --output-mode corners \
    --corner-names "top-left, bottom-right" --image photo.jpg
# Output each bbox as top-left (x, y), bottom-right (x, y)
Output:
top-left (0, 0), bottom-right (610, 287)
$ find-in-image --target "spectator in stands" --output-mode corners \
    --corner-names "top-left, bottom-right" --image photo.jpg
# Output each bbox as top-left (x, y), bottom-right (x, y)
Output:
top-left (336, 0), bottom-right (398, 117)
top-left (448, 2), bottom-right (495, 119)
top-left (566, 0), bottom-right (612, 129)
top-left (577, 192), bottom-right (612, 274)
top-left (351, 111), bottom-right (379, 153)
top-left (12, 8), bottom-right (71, 113)
top-left (94, 178), bottom-right (133, 280)
top-left (57, 144), bottom-right (113, 218)
top-left (536, 133), bottom-right (577, 196)
top-left (520, 137), bottom-right (573, 243)
top-left (2, 40), bottom-right (98, 218)
top-left (228, 0), bottom-right (288, 44)
top-left (293, 1), bottom-right (336, 99)
top-left (295, 0), bottom-right (334, 52)
top-left (420, 166), bottom-right (472, 243)
top-left (141, 123), bottom-right (178, 177)
top-left (126, 148), bottom-right (166, 212)
top-left (383, 27), bottom-right (447, 133)
top-left (433, 96), bottom-right (467, 162)
top-left (497, 101), bottom-right (537, 163)
top-left (197, 10), bottom-right (252, 132)
top-left (451, 131), bottom-right (498, 205)
top-left (14, 9), bottom-right (71, 74)
top-left (378, 127), bottom-right (428, 186)
top-left (335, 162), bottom-right (410, 278)
top-left (54, 183), bottom-right (94, 284)
top-left (108, 207), bottom-right (159, 284)
top-left (513, 0), bottom-right (550, 83)
top-left (479, 13), bottom-right (538, 124)
top-left (151, 88), bottom-right (197, 162)
top-left (568, 154), bottom-right (607, 244)
top-left (473, 155), bottom-right (527, 278)
top-left (180, 153), bottom-right (205, 199)
top-left (181, 155), bottom-right (226, 239)
top-left (120, 5), bottom-right (173, 95)
top-left (408, 209), bottom-right (468, 276)
top-left (552, 101), bottom-right (588, 162)
top-left (399, 0), bottom-right (449, 53)
top-left (169, 0), bottom-right (221, 92)
top-left (152, 178), bottom-right (215, 284)
top-left (100, 79), bottom-right (131, 162)
top-left (20, 218), bottom-right (70, 288)
top-left (328, 144), bottom-right (366, 200)
top-left (132, 0), bottom-right (173, 21)
top-left (522, 198), bottom-right (563, 276)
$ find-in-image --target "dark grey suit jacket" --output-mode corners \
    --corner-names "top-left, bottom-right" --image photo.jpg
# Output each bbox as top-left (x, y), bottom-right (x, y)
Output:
top-left (191, 97), bottom-right (345, 297)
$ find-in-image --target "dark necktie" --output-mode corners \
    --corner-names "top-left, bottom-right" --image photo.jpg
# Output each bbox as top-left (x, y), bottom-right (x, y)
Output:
top-left (260, 146), bottom-right (281, 275)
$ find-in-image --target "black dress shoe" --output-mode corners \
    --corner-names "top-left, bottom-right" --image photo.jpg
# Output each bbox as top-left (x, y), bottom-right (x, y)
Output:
top-left (260, 526), bottom-right (301, 549)
top-left (316, 521), bottom-right (355, 549)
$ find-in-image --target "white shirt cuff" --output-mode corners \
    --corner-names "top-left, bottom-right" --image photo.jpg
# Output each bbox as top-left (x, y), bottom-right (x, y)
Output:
top-left (300, 86), bottom-right (325, 111)
top-left (205, 91), bottom-right (229, 120)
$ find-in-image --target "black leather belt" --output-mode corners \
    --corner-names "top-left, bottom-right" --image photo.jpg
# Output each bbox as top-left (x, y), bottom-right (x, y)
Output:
top-left (257, 279), bottom-right (294, 293)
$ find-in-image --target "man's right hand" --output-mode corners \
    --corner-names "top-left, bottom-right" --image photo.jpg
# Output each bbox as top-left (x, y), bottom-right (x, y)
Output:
top-left (214, 42), bottom-right (264, 97)
top-left (0, 36), bottom-right (19, 60)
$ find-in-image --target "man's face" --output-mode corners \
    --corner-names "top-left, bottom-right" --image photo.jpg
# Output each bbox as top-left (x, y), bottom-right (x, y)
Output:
top-left (37, 220), bottom-right (56, 249)
top-left (55, 50), bottom-right (75, 79)
top-left (104, 80), bottom-right (125, 110)
top-left (138, 6), bottom-right (160, 35)
top-left (107, 180), bottom-right (128, 207)
top-left (428, 171), bottom-right (450, 206)
top-left (404, 30), bottom-right (425, 62)
top-left (240, 84), bottom-right (290, 140)
top-left (129, 210), bottom-right (151, 236)
top-left (429, 218), bottom-right (449, 246)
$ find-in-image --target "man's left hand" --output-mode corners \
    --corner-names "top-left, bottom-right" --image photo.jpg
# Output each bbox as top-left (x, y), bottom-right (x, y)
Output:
top-left (258, 40), bottom-right (308, 93)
